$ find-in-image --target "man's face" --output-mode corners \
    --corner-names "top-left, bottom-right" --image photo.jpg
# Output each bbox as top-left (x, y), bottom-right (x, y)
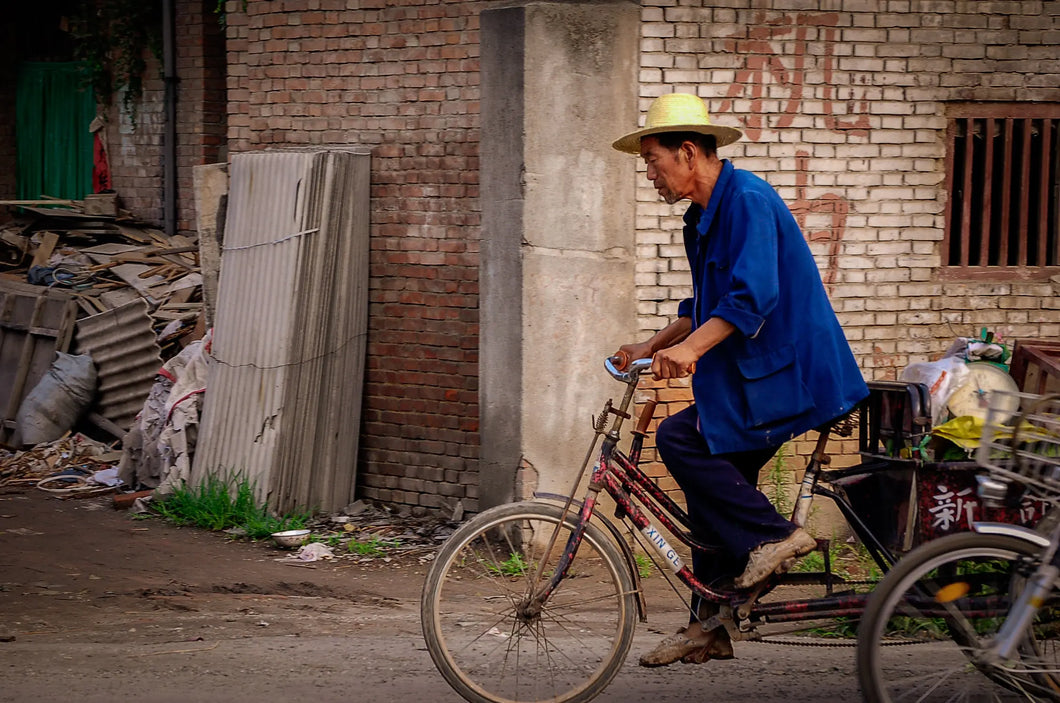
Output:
top-left (640, 136), bottom-right (690, 205)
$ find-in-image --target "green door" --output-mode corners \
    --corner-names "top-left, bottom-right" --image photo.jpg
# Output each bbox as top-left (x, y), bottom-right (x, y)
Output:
top-left (16, 62), bottom-right (95, 201)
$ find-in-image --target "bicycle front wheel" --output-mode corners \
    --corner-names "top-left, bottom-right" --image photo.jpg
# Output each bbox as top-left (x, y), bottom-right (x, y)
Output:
top-left (857, 531), bottom-right (1060, 702)
top-left (421, 501), bottom-right (637, 703)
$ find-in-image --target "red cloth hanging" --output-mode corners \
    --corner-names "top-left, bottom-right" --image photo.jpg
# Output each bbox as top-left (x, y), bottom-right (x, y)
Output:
top-left (93, 131), bottom-right (112, 193)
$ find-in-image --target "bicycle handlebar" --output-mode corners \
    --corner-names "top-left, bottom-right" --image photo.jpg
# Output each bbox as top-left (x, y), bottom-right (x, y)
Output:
top-left (604, 355), bottom-right (652, 383)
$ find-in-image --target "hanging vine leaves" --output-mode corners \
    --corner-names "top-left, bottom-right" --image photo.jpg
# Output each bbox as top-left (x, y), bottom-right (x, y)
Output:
top-left (68, 0), bottom-right (163, 118)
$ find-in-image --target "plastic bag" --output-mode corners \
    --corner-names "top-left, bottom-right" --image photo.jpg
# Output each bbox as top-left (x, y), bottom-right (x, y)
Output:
top-left (899, 356), bottom-right (970, 427)
top-left (15, 352), bottom-right (98, 446)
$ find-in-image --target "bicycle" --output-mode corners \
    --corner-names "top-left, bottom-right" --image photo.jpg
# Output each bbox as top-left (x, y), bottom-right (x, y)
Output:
top-left (420, 357), bottom-right (954, 703)
top-left (856, 391), bottom-right (1060, 702)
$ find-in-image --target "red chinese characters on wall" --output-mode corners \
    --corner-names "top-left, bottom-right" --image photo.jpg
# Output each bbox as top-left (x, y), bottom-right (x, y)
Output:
top-left (716, 11), bottom-right (871, 141)
top-left (715, 11), bottom-right (869, 289)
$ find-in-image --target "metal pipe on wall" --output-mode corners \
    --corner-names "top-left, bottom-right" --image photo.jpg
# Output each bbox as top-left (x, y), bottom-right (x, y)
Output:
top-left (162, 0), bottom-right (177, 237)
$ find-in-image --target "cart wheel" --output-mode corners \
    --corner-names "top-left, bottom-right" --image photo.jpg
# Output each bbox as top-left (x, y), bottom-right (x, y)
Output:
top-left (857, 531), bottom-right (1060, 702)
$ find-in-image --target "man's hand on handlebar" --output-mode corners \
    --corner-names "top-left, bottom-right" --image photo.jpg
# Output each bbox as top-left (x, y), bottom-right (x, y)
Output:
top-left (651, 342), bottom-right (698, 380)
top-left (610, 341), bottom-right (654, 372)
top-left (610, 339), bottom-right (698, 380)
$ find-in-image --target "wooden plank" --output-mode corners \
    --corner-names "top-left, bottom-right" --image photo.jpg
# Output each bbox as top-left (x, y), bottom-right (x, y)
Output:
top-left (192, 163), bottom-right (228, 328)
top-left (1010, 340), bottom-right (1060, 395)
top-left (999, 118), bottom-right (1014, 266)
top-left (166, 287), bottom-right (195, 306)
top-left (980, 118), bottom-right (994, 267)
top-left (3, 294), bottom-right (49, 432)
top-left (115, 225), bottom-right (151, 244)
top-left (1038, 118), bottom-right (1052, 267)
top-left (937, 265), bottom-right (1060, 281)
top-left (942, 117), bottom-right (958, 266)
top-left (86, 411), bottom-right (126, 441)
top-left (0, 199), bottom-right (78, 206)
top-left (75, 297), bottom-right (100, 316)
top-left (1018, 118), bottom-right (1032, 266)
top-left (959, 117), bottom-right (974, 266)
top-left (30, 231), bottom-right (60, 269)
top-left (14, 206), bottom-right (107, 221)
top-left (109, 263), bottom-right (166, 297)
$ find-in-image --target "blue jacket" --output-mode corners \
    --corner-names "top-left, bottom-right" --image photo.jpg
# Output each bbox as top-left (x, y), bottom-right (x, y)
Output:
top-left (677, 160), bottom-right (868, 453)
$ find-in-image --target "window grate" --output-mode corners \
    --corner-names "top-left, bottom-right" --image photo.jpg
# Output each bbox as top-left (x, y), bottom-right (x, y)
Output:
top-left (943, 106), bottom-right (1060, 278)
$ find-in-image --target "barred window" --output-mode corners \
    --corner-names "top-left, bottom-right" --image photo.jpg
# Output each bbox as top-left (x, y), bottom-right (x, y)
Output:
top-left (942, 104), bottom-right (1060, 279)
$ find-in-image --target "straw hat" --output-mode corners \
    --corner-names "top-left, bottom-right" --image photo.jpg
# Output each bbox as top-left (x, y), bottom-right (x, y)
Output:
top-left (612, 93), bottom-right (742, 155)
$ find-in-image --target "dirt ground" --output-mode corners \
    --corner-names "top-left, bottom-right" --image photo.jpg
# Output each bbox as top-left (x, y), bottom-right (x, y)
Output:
top-left (0, 487), bottom-right (864, 703)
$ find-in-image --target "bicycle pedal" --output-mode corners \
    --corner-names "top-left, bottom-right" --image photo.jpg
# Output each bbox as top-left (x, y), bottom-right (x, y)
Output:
top-left (736, 581), bottom-right (771, 620)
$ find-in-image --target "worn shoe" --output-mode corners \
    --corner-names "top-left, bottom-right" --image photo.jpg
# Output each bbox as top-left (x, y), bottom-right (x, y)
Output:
top-left (733, 528), bottom-right (816, 589)
top-left (638, 623), bottom-right (731, 667)
top-left (679, 627), bottom-right (734, 664)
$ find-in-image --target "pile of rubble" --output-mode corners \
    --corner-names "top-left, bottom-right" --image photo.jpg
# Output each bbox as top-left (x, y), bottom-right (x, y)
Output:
top-left (273, 499), bottom-right (461, 566)
top-left (0, 198), bottom-right (207, 450)
top-left (0, 434), bottom-right (121, 494)
top-left (0, 198), bottom-right (204, 354)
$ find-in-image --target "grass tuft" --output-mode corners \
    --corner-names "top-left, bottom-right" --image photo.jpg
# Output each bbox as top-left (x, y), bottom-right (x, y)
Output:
top-left (348, 536), bottom-right (397, 558)
top-left (486, 552), bottom-right (529, 576)
top-left (150, 475), bottom-right (311, 539)
top-left (766, 444), bottom-right (792, 516)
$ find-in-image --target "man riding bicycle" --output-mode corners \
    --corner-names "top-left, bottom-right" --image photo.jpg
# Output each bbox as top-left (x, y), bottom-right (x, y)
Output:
top-left (611, 93), bottom-right (868, 667)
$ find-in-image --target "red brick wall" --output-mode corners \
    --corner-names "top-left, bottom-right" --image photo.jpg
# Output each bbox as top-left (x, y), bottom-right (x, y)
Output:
top-left (176, 0), bottom-right (229, 233)
top-left (103, 0), bottom-right (226, 233)
top-left (224, 0), bottom-right (484, 512)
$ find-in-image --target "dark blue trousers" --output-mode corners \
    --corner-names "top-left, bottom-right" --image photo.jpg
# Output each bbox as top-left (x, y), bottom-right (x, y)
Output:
top-left (655, 404), bottom-right (797, 617)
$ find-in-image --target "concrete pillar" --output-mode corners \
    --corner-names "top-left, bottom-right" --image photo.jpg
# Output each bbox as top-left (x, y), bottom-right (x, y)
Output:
top-left (479, 1), bottom-right (641, 509)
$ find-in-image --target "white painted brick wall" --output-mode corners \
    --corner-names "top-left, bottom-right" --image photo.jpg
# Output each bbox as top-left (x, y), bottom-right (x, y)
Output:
top-left (630, 0), bottom-right (1060, 479)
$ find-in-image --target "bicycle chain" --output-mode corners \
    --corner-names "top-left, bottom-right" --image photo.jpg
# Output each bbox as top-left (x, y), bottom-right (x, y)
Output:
top-left (752, 636), bottom-right (916, 648)
top-left (754, 636), bottom-right (857, 648)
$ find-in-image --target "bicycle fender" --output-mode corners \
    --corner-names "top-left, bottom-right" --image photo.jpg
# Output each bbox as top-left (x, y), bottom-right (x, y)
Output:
top-left (533, 492), bottom-right (648, 622)
top-left (971, 521), bottom-right (1050, 549)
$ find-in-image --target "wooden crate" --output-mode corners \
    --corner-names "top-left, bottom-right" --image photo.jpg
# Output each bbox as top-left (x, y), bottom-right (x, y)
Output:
top-left (1010, 340), bottom-right (1060, 396)
top-left (0, 279), bottom-right (78, 446)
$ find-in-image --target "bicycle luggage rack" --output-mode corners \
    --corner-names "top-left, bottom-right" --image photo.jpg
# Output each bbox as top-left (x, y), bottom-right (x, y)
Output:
top-left (858, 380), bottom-right (932, 461)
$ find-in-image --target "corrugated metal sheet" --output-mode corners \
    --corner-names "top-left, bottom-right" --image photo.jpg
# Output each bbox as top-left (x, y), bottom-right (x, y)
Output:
top-left (74, 298), bottom-right (163, 431)
top-left (193, 148), bottom-right (370, 514)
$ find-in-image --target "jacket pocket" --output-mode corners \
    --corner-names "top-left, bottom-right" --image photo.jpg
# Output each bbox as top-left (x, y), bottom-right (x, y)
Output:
top-left (736, 344), bottom-right (816, 428)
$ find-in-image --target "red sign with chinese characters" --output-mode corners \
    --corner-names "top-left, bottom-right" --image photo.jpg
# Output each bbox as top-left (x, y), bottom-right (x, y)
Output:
top-left (916, 464), bottom-right (1044, 544)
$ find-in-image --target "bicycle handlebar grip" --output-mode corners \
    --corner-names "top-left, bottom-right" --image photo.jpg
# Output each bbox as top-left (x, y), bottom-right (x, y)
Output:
top-left (635, 399), bottom-right (658, 434)
top-left (609, 350), bottom-right (630, 372)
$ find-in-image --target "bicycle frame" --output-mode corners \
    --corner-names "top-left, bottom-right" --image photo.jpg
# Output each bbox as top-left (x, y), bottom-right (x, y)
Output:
top-left (526, 357), bottom-right (911, 635)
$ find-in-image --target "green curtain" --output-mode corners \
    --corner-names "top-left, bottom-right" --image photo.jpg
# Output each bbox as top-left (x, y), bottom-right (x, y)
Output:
top-left (16, 62), bottom-right (95, 201)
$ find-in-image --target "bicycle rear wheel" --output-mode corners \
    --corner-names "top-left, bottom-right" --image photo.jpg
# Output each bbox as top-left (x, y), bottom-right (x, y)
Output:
top-left (421, 501), bottom-right (636, 703)
top-left (857, 531), bottom-right (1060, 702)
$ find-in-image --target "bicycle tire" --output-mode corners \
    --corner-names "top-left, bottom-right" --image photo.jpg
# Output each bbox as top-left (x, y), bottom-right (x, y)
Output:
top-left (421, 501), bottom-right (637, 703)
top-left (857, 531), bottom-right (1060, 702)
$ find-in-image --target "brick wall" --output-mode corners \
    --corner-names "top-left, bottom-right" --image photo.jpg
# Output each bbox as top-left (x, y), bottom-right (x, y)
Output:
top-left (224, 0), bottom-right (485, 513)
top-left (104, 0), bottom-right (226, 233)
top-left (0, 19), bottom-right (18, 206)
top-left (176, 0), bottom-right (229, 233)
top-left (631, 0), bottom-right (1060, 494)
top-left (0, 68), bottom-right (15, 207)
top-left (103, 59), bottom-right (166, 225)
top-left (219, 0), bottom-right (1059, 515)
